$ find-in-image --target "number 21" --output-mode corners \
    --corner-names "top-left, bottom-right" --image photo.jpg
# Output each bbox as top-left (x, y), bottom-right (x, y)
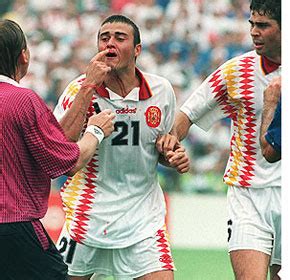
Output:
top-left (112, 121), bottom-right (140, 146)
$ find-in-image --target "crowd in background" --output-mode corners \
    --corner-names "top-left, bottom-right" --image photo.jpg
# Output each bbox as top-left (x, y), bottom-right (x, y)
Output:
top-left (1, 0), bottom-right (252, 194)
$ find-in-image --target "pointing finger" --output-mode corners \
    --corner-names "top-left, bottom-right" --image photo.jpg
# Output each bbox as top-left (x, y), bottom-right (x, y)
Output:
top-left (90, 49), bottom-right (110, 62)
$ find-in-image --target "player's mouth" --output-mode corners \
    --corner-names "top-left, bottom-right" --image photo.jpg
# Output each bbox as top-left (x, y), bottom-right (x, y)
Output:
top-left (106, 50), bottom-right (118, 58)
top-left (253, 41), bottom-right (264, 50)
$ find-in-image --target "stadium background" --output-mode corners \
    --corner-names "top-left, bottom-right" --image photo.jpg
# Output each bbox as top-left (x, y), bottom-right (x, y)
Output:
top-left (1, 0), bottom-right (255, 279)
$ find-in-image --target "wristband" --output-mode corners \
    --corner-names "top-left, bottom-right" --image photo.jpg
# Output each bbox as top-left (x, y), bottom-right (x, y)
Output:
top-left (85, 125), bottom-right (104, 144)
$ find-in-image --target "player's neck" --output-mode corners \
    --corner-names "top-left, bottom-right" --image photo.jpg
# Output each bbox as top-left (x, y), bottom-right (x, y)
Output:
top-left (263, 54), bottom-right (281, 65)
top-left (105, 68), bottom-right (140, 97)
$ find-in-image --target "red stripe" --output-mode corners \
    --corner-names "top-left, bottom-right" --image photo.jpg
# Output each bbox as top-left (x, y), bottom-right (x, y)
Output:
top-left (156, 228), bottom-right (174, 270)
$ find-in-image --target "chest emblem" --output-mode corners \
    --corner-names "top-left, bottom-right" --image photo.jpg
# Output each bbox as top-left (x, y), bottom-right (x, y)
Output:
top-left (145, 106), bottom-right (161, 128)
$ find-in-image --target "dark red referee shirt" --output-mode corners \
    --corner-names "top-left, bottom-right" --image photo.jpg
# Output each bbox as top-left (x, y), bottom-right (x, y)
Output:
top-left (0, 75), bottom-right (80, 224)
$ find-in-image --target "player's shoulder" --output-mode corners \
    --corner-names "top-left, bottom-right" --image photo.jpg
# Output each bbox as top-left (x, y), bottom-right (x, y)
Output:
top-left (141, 71), bottom-right (173, 89)
top-left (225, 50), bottom-right (257, 66)
top-left (58, 74), bottom-right (86, 102)
top-left (211, 51), bottom-right (258, 77)
top-left (65, 74), bottom-right (86, 92)
top-left (142, 71), bottom-right (175, 101)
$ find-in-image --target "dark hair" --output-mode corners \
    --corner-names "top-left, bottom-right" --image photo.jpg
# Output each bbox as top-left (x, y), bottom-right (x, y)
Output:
top-left (0, 19), bottom-right (27, 79)
top-left (99, 14), bottom-right (141, 46)
top-left (250, 0), bottom-right (281, 28)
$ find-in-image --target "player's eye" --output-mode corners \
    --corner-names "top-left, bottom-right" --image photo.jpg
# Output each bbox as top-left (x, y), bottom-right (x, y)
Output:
top-left (100, 36), bottom-right (110, 42)
top-left (256, 23), bottom-right (269, 29)
top-left (116, 36), bottom-right (125, 42)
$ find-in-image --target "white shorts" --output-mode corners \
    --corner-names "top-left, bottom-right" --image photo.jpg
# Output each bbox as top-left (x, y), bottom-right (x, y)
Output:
top-left (227, 186), bottom-right (281, 266)
top-left (56, 225), bottom-right (175, 279)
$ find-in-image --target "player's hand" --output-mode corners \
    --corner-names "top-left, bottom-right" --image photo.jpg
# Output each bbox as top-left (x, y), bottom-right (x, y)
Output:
top-left (83, 50), bottom-right (112, 88)
top-left (87, 109), bottom-right (115, 137)
top-left (165, 146), bottom-right (190, 174)
top-left (156, 134), bottom-right (179, 155)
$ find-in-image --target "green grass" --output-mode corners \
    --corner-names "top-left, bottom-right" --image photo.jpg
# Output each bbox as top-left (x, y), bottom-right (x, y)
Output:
top-left (172, 248), bottom-right (234, 280)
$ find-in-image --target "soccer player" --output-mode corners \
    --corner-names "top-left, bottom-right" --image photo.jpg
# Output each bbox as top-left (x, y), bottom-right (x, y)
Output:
top-left (54, 14), bottom-right (189, 279)
top-left (260, 76), bottom-right (281, 163)
top-left (157, 0), bottom-right (281, 279)
top-left (0, 19), bottom-right (115, 280)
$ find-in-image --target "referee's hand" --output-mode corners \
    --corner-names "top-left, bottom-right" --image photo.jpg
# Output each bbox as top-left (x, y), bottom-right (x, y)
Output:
top-left (87, 109), bottom-right (115, 138)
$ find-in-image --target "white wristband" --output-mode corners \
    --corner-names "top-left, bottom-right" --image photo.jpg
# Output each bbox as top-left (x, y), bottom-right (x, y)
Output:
top-left (85, 125), bottom-right (104, 144)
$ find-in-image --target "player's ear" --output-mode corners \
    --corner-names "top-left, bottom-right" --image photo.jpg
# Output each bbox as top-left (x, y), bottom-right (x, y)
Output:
top-left (134, 44), bottom-right (142, 58)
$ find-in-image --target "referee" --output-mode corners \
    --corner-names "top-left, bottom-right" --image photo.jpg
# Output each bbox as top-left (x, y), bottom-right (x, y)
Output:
top-left (0, 19), bottom-right (115, 279)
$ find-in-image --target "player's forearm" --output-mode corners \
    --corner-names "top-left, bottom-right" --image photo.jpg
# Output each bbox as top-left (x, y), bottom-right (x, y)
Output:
top-left (174, 111), bottom-right (192, 141)
top-left (260, 99), bottom-right (280, 163)
top-left (59, 86), bottom-right (95, 142)
top-left (155, 112), bottom-right (191, 156)
top-left (67, 132), bottom-right (99, 175)
top-left (260, 102), bottom-right (276, 143)
top-left (259, 89), bottom-right (280, 155)
top-left (260, 76), bottom-right (281, 150)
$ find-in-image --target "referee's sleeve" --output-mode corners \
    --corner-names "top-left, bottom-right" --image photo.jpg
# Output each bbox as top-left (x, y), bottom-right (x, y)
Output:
top-left (22, 94), bottom-right (80, 179)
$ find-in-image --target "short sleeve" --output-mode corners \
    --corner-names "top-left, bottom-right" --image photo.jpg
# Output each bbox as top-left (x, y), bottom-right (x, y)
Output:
top-left (180, 73), bottom-right (227, 131)
top-left (20, 93), bottom-right (80, 179)
top-left (53, 75), bottom-right (84, 121)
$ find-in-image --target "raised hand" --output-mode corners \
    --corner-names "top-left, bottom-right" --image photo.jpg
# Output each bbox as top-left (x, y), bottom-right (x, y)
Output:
top-left (83, 50), bottom-right (112, 88)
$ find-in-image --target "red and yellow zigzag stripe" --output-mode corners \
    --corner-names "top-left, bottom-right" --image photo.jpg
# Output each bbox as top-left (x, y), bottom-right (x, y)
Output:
top-left (209, 55), bottom-right (256, 188)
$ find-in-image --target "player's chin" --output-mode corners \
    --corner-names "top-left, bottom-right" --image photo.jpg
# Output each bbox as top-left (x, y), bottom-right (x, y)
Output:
top-left (254, 47), bottom-right (264, 56)
top-left (106, 60), bottom-right (119, 68)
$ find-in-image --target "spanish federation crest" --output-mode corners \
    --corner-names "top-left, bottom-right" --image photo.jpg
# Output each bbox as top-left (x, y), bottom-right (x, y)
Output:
top-left (145, 106), bottom-right (161, 128)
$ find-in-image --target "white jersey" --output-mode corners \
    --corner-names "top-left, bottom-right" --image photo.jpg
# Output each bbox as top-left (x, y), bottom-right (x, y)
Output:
top-left (181, 51), bottom-right (281, 189)
top-left (54, 69), bottom-right (176, 248)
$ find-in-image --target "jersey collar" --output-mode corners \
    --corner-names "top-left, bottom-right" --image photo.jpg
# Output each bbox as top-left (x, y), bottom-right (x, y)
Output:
top-left (261, 56), bottom-right (280, 75)
top-left (95, 68), bottom-right (152, 100)
top-left (0, 75), bottom-right (20, 87)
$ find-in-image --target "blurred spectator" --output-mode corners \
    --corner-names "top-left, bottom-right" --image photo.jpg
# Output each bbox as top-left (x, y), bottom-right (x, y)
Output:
top-left (0, 0), bottom-right (15, 16)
